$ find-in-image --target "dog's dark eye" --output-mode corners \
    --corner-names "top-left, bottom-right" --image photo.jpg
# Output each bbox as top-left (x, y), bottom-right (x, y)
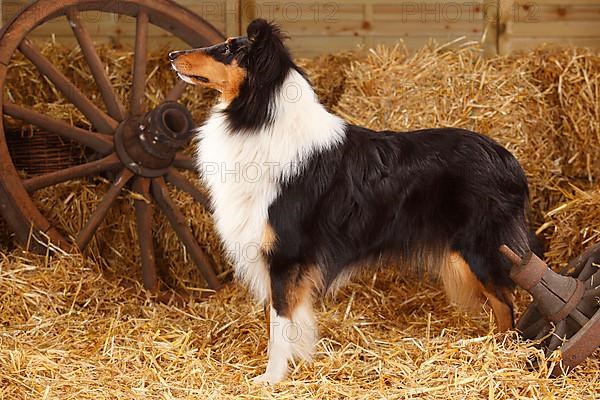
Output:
top-left (222, 44), bottom-right (230, 54)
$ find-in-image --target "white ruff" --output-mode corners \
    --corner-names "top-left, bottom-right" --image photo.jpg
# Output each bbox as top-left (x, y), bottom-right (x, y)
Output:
top-left (195, 70), bottom-right (346, 303)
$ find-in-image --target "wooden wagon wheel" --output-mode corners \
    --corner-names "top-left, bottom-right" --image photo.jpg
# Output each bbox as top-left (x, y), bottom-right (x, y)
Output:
top-left (0, 0), bottom-right (225, 292)
top-left (501, 244), bottom-right (600, 375)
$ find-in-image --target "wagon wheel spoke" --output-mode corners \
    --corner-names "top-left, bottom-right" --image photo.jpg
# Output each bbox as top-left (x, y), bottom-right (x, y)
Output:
top-left (577, 259), bottom-right (597, 282)
top-left (3, 103), bottom-right (113, 154)
top-left (545, 320), bottom-right (567, 356)
top-left (76, 169), bottom-right (134, 250)
top-left (151, 177), bottom-right (220, 289)
top-left (520, 314), bottom-right (548, 340)
top-left (165, 168), bottom-right (210, 209)
top-left (67, 8), bottom-right (125, 122)
top-left (165, 80), bottom-right (187, 102)
top-left (584, 287), bottom-right (600, 298)
top-left (173, 152), bottom-right (195, 170)
top-left (132, 177), bottom-right (158, 291)
top-left (24, 153), bottom-right (121, 192)
top-left (532, 323), bottom-right (552, 341)
top-left (130, 9), bottom-right (149, 116)
top-left (18, 39), bottom-right (117, 134)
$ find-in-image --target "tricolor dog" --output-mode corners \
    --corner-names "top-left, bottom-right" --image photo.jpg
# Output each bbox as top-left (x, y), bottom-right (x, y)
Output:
top-left (169, 19), bottom-right (535, 384)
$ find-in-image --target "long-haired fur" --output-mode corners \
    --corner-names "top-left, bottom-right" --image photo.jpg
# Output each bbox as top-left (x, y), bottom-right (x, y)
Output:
top-left (169, 19), bottom-right (536, 384)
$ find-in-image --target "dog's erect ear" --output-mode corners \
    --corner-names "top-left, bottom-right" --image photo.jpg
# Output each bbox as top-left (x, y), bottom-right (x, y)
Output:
top-left (243, 18), bottom-right (291, 78)
top-left (246, 19), bottom-right (286, 46)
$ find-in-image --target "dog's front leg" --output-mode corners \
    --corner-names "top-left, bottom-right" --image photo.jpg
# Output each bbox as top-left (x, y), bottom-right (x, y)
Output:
top-left (252, 304), bottom-right (294, 384)
top-left (252, 265), bottom-right (319, 385)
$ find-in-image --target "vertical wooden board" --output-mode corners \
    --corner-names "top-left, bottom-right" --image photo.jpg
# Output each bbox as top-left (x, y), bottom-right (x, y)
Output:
top-left (20, 34), bottom-right (190, 51)
top-left (509, 21), bottom-right (600, 37)
top-left (497, 0), bottom-right (512, 54)
top-left (2, 1), bottom-right (123, 38)
top-left (482, 0), bottom-right (499, 56)
top-left (363, 3), bottom-right (374, 48)
top-left (3, 6), bottom-right (120, 40)
top-left (240, 0), bottom-right (256, 34)
top-left (286, 33), bottom-right (481, 58)
top-left (514, 3), bottom-right (600, 22)
top-left (372, 35), bottom-right (480, 50)
top-left (225, 0), bottom-right (240, 36)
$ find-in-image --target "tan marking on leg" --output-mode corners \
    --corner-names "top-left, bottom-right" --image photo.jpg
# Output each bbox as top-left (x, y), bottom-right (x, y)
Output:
top-left (481, 286), bottom-right (514, 332)
top-left (261, 223), bottom-right (277, 255)
top-left (255, 268), bottom-right (323, 384)
top-left (440, 251), bottom-right (484, 312)
top-left (440, 251), bottom-right (514, 331)
top-left (283, 267), bottom-right (323, 318)
top-left (282, 267), bottom-right (322, 361)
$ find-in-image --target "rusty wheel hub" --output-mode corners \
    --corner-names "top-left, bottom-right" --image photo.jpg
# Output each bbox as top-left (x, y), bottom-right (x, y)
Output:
top-left (114, 102), bottom-right (194, 178)
top-left (501, 244), bottom-right (600, 375)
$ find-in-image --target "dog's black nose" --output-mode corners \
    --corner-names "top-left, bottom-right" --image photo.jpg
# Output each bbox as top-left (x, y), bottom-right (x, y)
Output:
top-left (168, 51), bottom-right (180, 61)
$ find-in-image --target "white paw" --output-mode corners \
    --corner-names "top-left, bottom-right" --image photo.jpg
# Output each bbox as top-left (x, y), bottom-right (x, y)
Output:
top-left (251, 372), bottom-right (285, 385)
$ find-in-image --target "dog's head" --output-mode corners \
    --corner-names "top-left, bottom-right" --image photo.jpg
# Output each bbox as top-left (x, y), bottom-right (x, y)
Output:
top-left (169, 19), bottom-right (292, 103)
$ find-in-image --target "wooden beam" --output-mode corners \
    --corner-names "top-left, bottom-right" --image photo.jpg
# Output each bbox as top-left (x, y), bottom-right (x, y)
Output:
top-left (225, 0), bottom-right (240, 36)
top-left (482, 0), bottom-right (499, 56)
top-left (363, 3), bottom-right (374, 48)
top-left (498, 0), bottom-right (513, 54)
top-left (240, 0), bottom-right (256, 34)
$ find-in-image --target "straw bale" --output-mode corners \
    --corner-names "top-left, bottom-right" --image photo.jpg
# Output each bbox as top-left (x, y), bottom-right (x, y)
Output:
top-left (334, 41), bottom-right (600, 266)
top-left (336, 42), bottom-right (553, 219)
top-left (538, 186), bottom-right (600, 269)
top-left (524, 47), bottom-right (600, 184)
top-left (30, 177), bottom-right (229, 290)
top-left (296, 51), bottom-right (363, 111)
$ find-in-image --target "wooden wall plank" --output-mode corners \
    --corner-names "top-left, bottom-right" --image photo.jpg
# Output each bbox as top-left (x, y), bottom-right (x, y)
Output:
top-left (508, 21), bottom-right (600, 37)
top-left (257, 0), bottom-right (485, 55)
top-left (507, 37), bottom-right (600, 50)
top-left (3, 1), bottom-right (600, 56)
top-left (500, 0), bottom-right (600, 53)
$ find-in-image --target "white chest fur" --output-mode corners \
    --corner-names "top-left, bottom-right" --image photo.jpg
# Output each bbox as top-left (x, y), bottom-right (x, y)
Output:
top-left (195, 70), bottom-right (346, 303)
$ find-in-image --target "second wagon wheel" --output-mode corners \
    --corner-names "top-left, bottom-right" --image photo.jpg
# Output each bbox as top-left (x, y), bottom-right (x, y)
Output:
top-left (0, 0), bottom-right (225, 292)
top-left (501, 244), bottom-right (600, 375)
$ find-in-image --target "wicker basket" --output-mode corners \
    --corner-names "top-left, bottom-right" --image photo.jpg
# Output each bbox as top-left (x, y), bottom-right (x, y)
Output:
top-left (5, 127), bottom-right (88, 176)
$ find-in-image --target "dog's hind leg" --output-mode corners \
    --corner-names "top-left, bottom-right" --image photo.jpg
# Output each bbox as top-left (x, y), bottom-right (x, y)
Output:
top-left (440, 251), bottom-right (485, 314)
top-left (480, 285), bottom-right (514, 332)
top-left (440, 251), bottom-right (515, 332)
